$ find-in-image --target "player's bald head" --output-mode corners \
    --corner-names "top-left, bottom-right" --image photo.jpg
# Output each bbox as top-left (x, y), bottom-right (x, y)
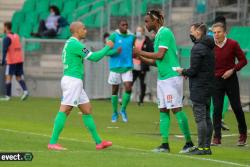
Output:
top-left (70, 21), bottom-right (87, 39)
top-left (70, 21), bottom-right (84, 34)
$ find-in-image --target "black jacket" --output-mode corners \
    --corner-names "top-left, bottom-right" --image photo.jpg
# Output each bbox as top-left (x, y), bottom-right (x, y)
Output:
top-left (139, 36), bottom-right (154, 72)
top-left (182, 35), bottom-right (215, 104)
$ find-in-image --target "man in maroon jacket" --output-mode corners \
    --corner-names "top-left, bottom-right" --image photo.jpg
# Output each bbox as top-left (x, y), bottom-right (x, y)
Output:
top-left (211, 22), bottom-right (248, 146)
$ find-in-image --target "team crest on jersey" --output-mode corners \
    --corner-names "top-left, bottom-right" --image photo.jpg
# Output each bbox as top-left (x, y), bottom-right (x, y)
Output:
top-left (82, 48), bottom-right (90, 55)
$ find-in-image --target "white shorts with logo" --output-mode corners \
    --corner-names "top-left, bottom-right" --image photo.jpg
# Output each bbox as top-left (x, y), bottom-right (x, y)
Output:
top-left (157, 76), bottom-right (183, 109)
top-left (108, 70), bottom-right (133, 85)
top-left (61, 76), bottom-right (89, 107)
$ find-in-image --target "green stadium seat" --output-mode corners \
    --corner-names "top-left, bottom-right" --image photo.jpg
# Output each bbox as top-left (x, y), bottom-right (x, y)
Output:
top-left (140, 0), bottom-right (148, 15)
top-left (82, 15), bottom-right (95, 28)
top-left (94, 11), bottom-right (107, 27)
top-left (18, 22), bottom-right (33, 38)
top-left (62, 0), bottom-right (77, 16)
top-left (57, 26), bottom-right (70, 39)
top-left (74, 5), bottom-right (90, 20)
top-left (38, 12), bottom-right (49, 20)
top-left (91, 0), bottom-right (105, 10)
top-left (24, 12), bottom-right (39, 25)
top-left (110, 3), bottom-right (120, 16)
top-left (22, 0), bottom-right (36, 12)
top-left (119, 0), bottom-right (132, 16)
top-left (11, 11), bottom-right (25, 33)
top-left (35, 0), bottom-right (49, 14)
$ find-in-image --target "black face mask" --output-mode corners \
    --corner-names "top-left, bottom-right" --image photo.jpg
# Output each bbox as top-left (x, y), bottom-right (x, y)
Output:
top-left (189, 34), bottom-right (196, 43)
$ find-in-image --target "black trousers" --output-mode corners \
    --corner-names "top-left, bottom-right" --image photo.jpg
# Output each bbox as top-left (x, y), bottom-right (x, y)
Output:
top-left (132, 70), bottom-right (146, 103)
top-left (212, 73), bottom-right (247, 139)
top-left (193, 99), bottom-right (213, 148)
top-left (38, 20), bottom-right (57, 37)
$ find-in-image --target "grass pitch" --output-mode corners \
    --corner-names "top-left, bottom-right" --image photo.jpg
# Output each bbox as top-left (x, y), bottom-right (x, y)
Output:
top-left (0, 97), bottom-right (249, 167)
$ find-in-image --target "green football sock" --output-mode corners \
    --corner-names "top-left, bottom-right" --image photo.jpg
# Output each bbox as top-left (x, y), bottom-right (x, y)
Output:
top-left (160, 112), bottom-right (170, 143)
top-left (49, 111), bottom-right (67, 144)
top-left (222, 96), bottom-right (229, 120)
top-left (111, 95), bottom-right (118, 113)
top-left (210, 98), bottom-right (214, 120)
top-left (121, 92), bottom-right (131, 110)
top-left (82, 114), bottom-right (102, 144)
top-left (175, 111), bottom-right (192, 142)
top-left (210, 96), bottom-right (229, 120)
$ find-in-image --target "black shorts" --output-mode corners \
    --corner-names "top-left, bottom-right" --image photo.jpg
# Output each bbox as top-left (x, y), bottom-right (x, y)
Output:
top-left (5, 63), bottom-right (24, 76)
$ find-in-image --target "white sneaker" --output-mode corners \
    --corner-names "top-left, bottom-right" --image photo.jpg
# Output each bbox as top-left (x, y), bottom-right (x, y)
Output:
top-left (0, 96), bottom-right (10, 101)
top-left (21, 91), bottom-right (29, 101)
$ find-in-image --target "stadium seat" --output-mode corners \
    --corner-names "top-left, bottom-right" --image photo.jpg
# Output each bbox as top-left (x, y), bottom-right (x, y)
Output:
top-left (22, 0), bottom-right (36, 12)
top-left (11, 11), bottom-right (25, 33)
top-left (35, 0), bottom-right (50, 14)
top-left (61, 0), bottom-right (77, 16)
top-left (82, 15), bottom-right (95, 28)
top-left (74, 5), bottom-right (91, 20)
top-left (24, 12), bottom-right (39, 25)
top-left (38, 12), bottom-right (50, 21)
top-left (18, 22), bottom-right (33, 38)
top-left (94, 11), bottom-right (108, 27)
top-left (91, 0), bottom-right (105, 10)
top-left (119, 0), bottom-right (132, 16)
top-left (110, 3), bottom-right (120, 16)
top-left (57, 26), bottom-right (70, 39)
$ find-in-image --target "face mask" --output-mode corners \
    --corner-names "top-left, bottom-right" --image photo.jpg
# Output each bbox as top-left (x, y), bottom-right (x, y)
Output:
top-left (50, 12), bottom-right (55, 16)
top-left (136, 31), bottom-right (142, 38)
top-left (189, 34), bottom-right (196, 43)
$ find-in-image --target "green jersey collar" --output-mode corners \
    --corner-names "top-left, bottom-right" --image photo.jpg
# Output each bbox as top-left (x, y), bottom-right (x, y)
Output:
top-left (70, 37), bottom-right (79, 41)
top-left (155, 26), bottom-right (164, 39)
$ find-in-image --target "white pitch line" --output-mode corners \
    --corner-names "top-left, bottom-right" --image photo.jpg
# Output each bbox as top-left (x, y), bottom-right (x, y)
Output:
top-left (0, 128), bottom-right (249, 167)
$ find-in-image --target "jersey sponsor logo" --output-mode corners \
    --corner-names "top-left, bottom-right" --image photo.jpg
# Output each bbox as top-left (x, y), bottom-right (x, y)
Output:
top-left (82, 48), bottom-right (90, 55)
top-left (166, 95), bottom-right (173, 103)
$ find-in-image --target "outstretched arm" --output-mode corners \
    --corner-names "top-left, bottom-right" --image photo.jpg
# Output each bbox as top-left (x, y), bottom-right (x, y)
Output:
top-left (86, 40), bottom-right (114, 62)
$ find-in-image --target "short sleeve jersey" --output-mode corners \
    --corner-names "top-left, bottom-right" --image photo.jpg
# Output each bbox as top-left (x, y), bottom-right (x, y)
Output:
top-left (154, 27), bottom-right (180, 80)
top-left (62, 37), bottom-right (91, 80)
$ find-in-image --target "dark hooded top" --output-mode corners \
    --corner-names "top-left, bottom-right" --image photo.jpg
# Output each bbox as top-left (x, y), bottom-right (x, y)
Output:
top-left (182, 35), bottom-right (215, 104)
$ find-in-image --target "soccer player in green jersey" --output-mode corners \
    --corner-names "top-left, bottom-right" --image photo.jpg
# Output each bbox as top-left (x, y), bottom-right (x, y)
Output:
top-left (48, 22), bottom-right (115, 150)
top-left (133, 10), bottom-right (194, 153)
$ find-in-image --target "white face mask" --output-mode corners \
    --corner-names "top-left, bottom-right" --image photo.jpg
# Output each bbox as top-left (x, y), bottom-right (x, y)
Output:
top-left (136, 31), bottom-right (142, 38)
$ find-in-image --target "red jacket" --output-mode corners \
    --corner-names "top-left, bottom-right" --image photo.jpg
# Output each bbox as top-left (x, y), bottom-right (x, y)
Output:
top-left (214, 38), bottom-right (247, 77)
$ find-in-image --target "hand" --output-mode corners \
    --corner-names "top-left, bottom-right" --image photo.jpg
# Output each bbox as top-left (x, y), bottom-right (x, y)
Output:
top-left (133, 47), bottom-right (140, 55)
top-left (106, 40), bottom-right (114, 48)
top-left (117, 47), bottom-right (122, 54)
top-left (222, 69), bottom-right (234, 79)
top-left (176, 68), bottom-right (184, 75)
